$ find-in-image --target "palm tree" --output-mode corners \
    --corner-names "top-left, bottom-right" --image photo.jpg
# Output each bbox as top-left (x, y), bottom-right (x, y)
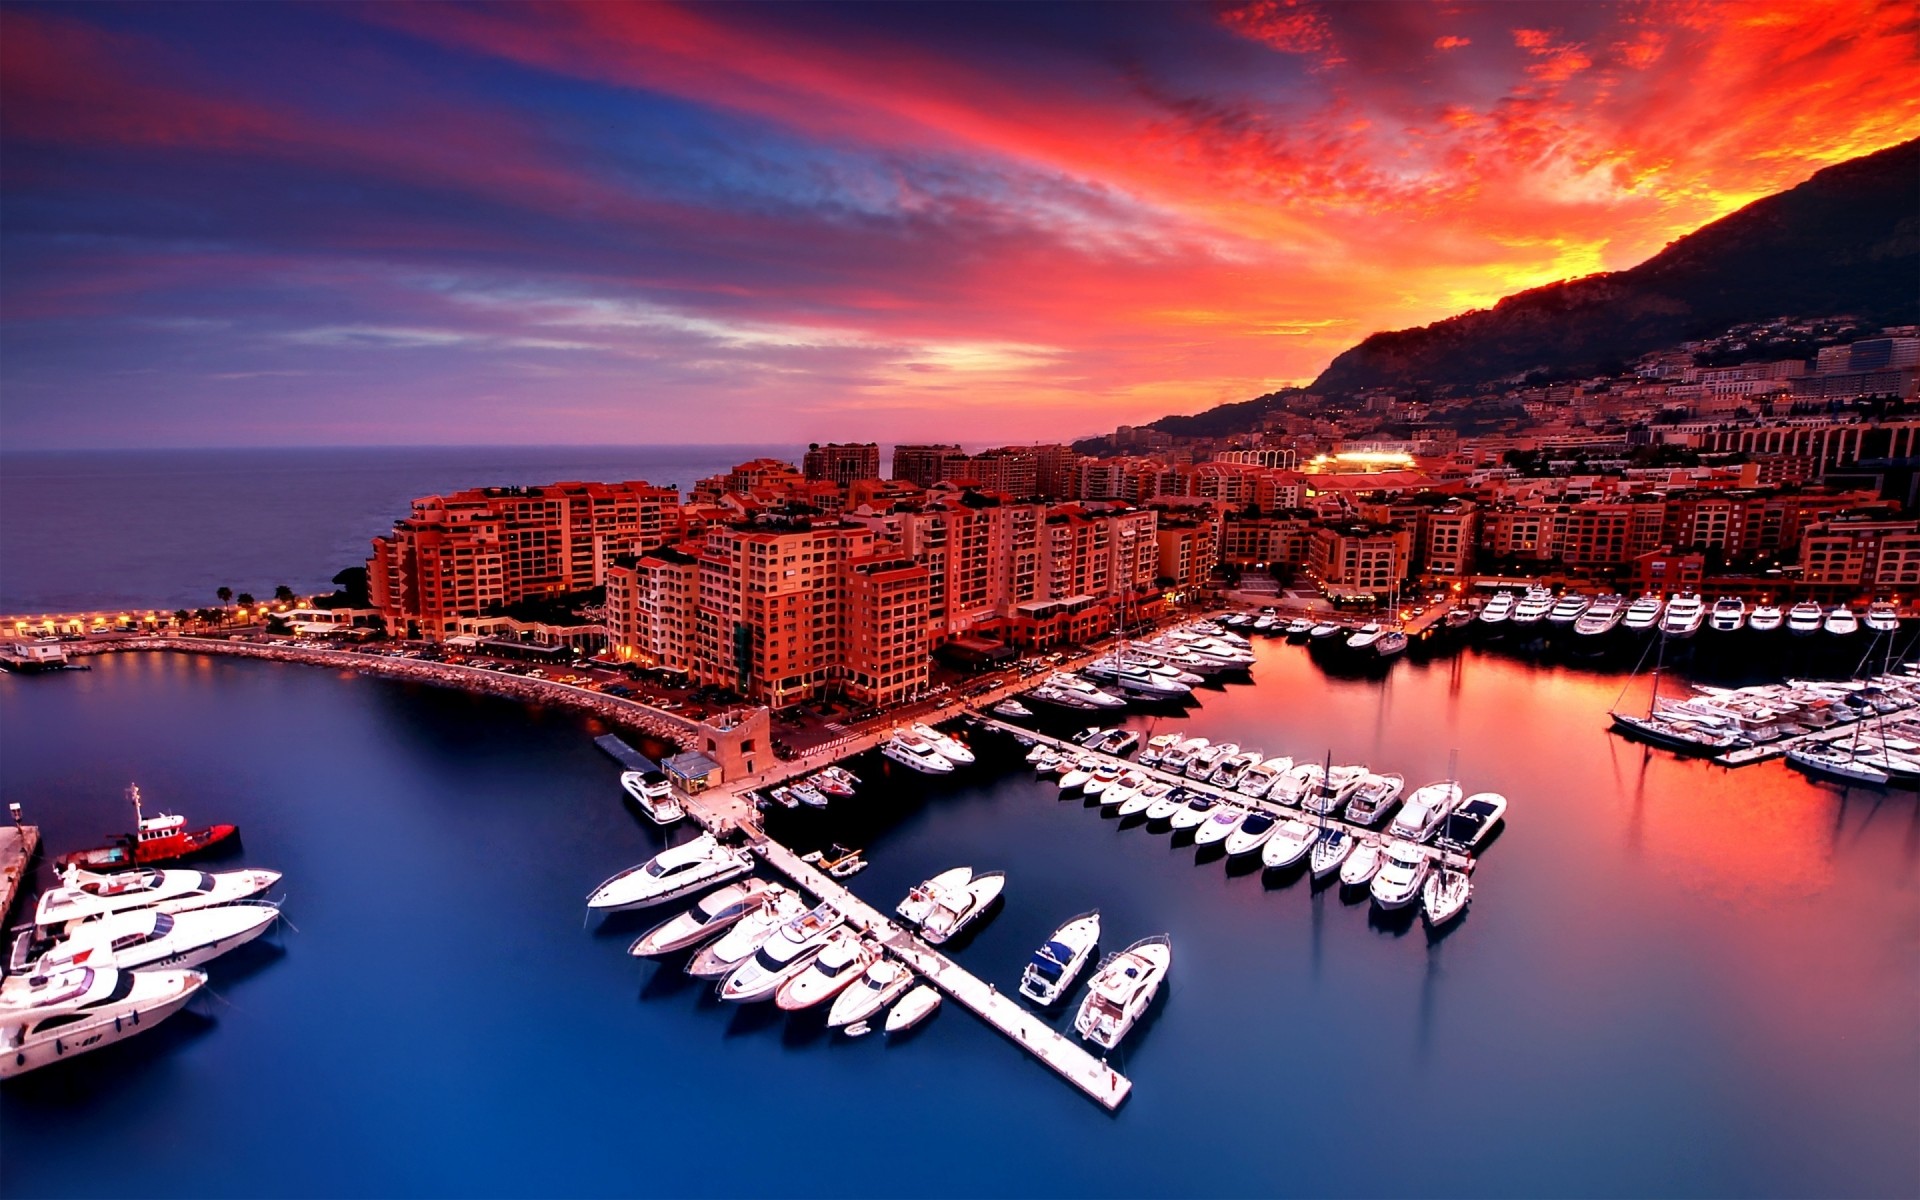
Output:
top-left (216, 586), bottom-right (233, 625)
top-left (172, 609), bottom-right (189, 627)
top-left (237, 592), bottom-right (255, 609)
top-left (273, 584), bottom-right (296, 605)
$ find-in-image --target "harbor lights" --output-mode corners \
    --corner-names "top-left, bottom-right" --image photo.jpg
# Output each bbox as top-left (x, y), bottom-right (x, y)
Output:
top-left (7, 803), bottom-right (20, 828)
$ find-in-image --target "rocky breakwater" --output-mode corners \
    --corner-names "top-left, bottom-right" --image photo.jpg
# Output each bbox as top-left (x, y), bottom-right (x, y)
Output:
top-left (100, 638), bottom-right (695, 750)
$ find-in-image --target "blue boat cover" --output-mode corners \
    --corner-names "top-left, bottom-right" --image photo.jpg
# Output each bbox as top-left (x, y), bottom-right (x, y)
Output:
top-left (1028, 941), bottom-right (1072, 980)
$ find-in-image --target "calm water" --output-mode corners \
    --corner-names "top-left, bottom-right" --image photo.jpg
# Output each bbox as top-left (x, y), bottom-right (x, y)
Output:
top-left (0, 446), bottom-right (807, 614)
top-left (2, 643), bottom-right (1916, 1197)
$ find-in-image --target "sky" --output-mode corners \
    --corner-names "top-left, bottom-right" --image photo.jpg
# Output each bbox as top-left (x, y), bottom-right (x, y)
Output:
top-left (2, 1), bottom-right (1916, 450)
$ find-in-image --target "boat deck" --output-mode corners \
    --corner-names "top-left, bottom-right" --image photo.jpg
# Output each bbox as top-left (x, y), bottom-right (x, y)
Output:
top-left (971, 714), bottom-right (1477, 871)
top-left (677, 791), bottom-right (1132, 1111)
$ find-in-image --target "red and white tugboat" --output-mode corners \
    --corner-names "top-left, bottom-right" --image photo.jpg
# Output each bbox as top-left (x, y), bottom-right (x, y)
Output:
top-left (54, 784), bottom-right (240, 872)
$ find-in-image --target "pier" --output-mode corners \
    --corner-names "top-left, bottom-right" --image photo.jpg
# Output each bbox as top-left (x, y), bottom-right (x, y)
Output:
top-left (1, 823), bottom-right (42, 928)
top-left (594, 733), bottom-right (660, 773)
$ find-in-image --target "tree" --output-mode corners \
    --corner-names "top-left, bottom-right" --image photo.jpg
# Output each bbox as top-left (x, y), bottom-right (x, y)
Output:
top-left (237, 592), bottom-right (256, 609)
top-left (274, 584), bottom-right (296, 605)
top-left (172, 609), bottom-right (190, 626)
top-left (216, 586), bottom-right (233, 607)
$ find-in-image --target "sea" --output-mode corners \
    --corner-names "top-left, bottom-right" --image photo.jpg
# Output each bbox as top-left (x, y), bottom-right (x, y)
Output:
top-left (2, 642), bottom-right (1917, 1198)
top-left (0, 446), bottom-right (1917, 1197)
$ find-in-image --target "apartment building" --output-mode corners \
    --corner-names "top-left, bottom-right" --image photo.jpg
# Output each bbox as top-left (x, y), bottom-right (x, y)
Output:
top-left (841, 556), bottom-right (932, 706)
top-left (801, 442), bottom-right (881, 485)
top-left (1306, 523), bottom-right (1412, 597)
top-left (1799, 517), bottom-right (1920, 588)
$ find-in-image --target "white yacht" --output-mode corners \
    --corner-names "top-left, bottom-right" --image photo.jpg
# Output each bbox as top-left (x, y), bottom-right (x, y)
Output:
top-left (1081, 764), bottom-right (1124, 799)
top-left (1865, 602), bottom-right (1901, 633)
top-left (1159, 737), bottom-right (1209, 775)
top-left (719, 903), bottom-right (844, 1002)
top-left (1029, 748), bottom-right (1061, 774)
top-left (1074, 935), bottom-right (1170, 1050)
top-left (1187, 741), bottom-right (1236, 780)
top-left (1168, 793), bottom-right (1217, 832)
top-left (21, 899), bottom-right (277, 976)
top-left (1708, 597), bottom-right (1747, 633)
top-left (1422, 867), bottom-right (1472, 926)
top-left (1547, 593), bottom-right (1591, 625)
top-left (1308, 828), bottom-right (1354, 878)
top-left (882, 732), bottom-right (955, 775)
top-left (1826, 606), bottom-right (1860, 637)
top-left (1787, 601), bottom-right (1824, 635)
top-left (1308, 622), bottom-right (1344, 641)
top-left (1436, 793), bottom-right (1509, 853)
top-left (1574, 594), bottom-right (1626, 636)
top-left (1345, 624), bottom-right (1383, 652)
top-left (1300, 764), bottom-right (1366, 817)
top-left (1018, 910), bottom-right (1100, 1007)
top-left (1101, 771), bottom-right (1149, 811)
top-left (1138, 732), bottom-right (1183, 767)
top-left (1028, 683), bottom-right (1098, 711)
top-left (1212, 750), bottom-right (1262, 790)
top-left (1661, 594), bottom-right (1705, 637)
top-left (1370, 842), bottom-right (1431, 910)
top-left (1339, 836), bottom-right (1385, 887)
top-left (1100, 729), bottom-right (1143, 757)
top-left (1389, 781), bottom-right (1463, 843)
top-left (1119, 780), bottom-right (1170, 818)
top-left (1095, 663), bottom-right (1192, 699)
top-left (896, 866), bottom-right (974, 927)
top-left (1192, 806), bottom-right (1244, 849)
top-left (1223, 810), bottom-right (1279, 857)
top-left (1025, 741), bottom-right (1056, 766)
top-left (885, 984), bottom-right (941, 1035)
top-left (685, 888), bottom-right (809, 978)
top-left (921, 871), bottom-right (1004, 945)
top-left (1622, 594), bottom-right (1664, 631)
top-left (0, 966), bottom-right (207, 1079)
top-left (1237, 756), bottom-right (1291, 799)
top-left (628, 878), bottom-right (784, 957)
top-left (1144, 786), bottom-right (1186, 823)
top-left (1511, 587), bottom-right (1554, 624)
top-left (827, 959), bottom-right (915, 1030)
top-left (775, 931), bottom-right (878, 1011)
top-left (586, 834), bottom-right (754, 913)
top-left (1477, 592), bottom-right (1516, 626)
top-left (1045, 673), bottom-right (1127, 709)
top-left (1259, 818), bottom-right (1319, 870)
top-left (909, 723), bottom-right (975, 765)
top-left (1057, 757), bottom-right (1100, 791)
top-left (35, 866), bottom-right (281, 935)
top-left (1342, 772), bottom-right (1405, 826)
top-left (1748, 603), bottom-right (1784, 632)
top-left (1268, 761), bottom-right (1321, 808)
top-left (620, 769), bottom-right (684, 826)
top-left (992, 699), bottom-right (1033, 719)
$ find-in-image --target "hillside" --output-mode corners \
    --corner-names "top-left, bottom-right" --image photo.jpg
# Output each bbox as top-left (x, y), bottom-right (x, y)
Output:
top-left (1309, 137), bottom-right (1919, 394)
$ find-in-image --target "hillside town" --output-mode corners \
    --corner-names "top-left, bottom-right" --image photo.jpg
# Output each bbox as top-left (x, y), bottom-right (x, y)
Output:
top-left (340, 320), bottom-right (1920, 709)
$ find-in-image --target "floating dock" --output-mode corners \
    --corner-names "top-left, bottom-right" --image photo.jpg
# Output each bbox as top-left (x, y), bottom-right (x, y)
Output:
top-left (594, 733), bottom-right (659, 774)
top-left (1713, 721), bottom-right (1883, 767)
top-left (1, 824), bottom-right (42, 929)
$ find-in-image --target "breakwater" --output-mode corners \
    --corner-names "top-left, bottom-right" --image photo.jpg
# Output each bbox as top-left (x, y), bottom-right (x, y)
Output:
top-left (85, 638), bottom-right (696, 750)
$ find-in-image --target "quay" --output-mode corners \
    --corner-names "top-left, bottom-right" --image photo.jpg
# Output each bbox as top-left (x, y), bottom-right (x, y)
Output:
top-left (1, 823), bottom-right (42, 928)
top-left (676, 778), bottom-right (1134, 1111)
top-left (968, 714), bottom-right (1476, 871)
top-left (594, 733), bottom-right (660, 773)
top-left (1714, 720), bottom-right (1893, 767)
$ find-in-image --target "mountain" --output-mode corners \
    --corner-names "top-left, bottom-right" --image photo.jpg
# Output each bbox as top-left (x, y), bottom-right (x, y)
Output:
top-left (1309, 137), bottom-right (1919, 394)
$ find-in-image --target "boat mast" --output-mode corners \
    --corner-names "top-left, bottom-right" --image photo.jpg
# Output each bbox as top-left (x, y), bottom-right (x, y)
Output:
top-left (127, 782), bottom-right (144, 829)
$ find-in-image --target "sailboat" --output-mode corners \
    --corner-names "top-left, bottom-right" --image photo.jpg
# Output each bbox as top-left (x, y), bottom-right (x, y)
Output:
top-left (1608, 629), bottom-right (1740, 755)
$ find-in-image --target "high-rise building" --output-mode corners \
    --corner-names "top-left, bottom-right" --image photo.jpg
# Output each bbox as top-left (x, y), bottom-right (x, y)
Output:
top-left (802, 442), bottom-right (881, 484)
top-left (892, 444), bottom-right (966, 487)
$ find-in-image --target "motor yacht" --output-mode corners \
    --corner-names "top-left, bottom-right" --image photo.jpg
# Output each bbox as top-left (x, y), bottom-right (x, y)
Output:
top-left (1345, 624), bottom-right (1383, 652)
top-left (1100, 729), bottom-right (1142, 757)
top-left (1057, 758), bottom-right (1099, 791)
top-left (1025, 741), bottom-right (1057, 766)
top-left (1574, 594), bottom-right (1627, 636)
top-left (685, 888), bottom-right (809, 978)
top-left (1223, 810), bottom-right (1279, 857)
top-left (1825, 606), bottom-right (1860, 637)
top-left (1030, 748), bottom-right (1061, 774)
top-left (812, 768), bottom-right (858, 798)
top-left (1477, 592), bottom-right (1516, 626)
top-left (1144, 786), bottom-right (1188, 823)
top-left (1236, 756), bottom-right (1291, 799)
top-left (1187, 741), bottom-right (1237, 780)
top-left (1339, 836), bottom-right (1384, 887)
top-left (1865, 602), bottom-right (1901, 634)
top-left (1370, 842), bottom-right (1431, 910)
top-left (1212, 750), bottom-right (1262, 791)
top-left (719, 903), bottom-right (844, 1002)
top-left (17, 901), bottom-right (278, 976)
top-left (1192, 806), bottom-right (1245, 849)
top-left (1045, 674), bottom-right (1127, 709)
top-left (1259, 818), bottom-right (1319, 870)
top-left (1074, 935), bottom-right (1171, 1050)
top-left (1028, 683), bottom-right (1098, 711)
top-left (1388, 781), bottom-right (1463, 843)
top-left (1018, 910), bottom-right (1100, 1007)
top-left (1300, 764), bottom-right (1366, 817)
top-left (775, 931), bottom-right (878, 1011)
top-left (34, 866), bottom-right (281, 936)
top-left (1101, 772), bottom-right (1149, 811)
top-left (992, 698), bottom-right (1033, 719)
top-left (1098, 664), bottom-right (1192, 700)
top-left (910, 724), bottom-right (975, 766)
top-left (896, 866), bottom-right (974, 927)
top-left (587, 834), bottom-right (754, 914)
top-left (1307, 828), bottom-right (1354, 878)
top-left (1159, 737), bottom-right (1209, 775)
top-left (0, 965), bottom-right (207, 1079)
top-left (1622, 594), bottom-right (1664, 631)
top-left (1119, 781), bottom-right (1169, 818)
top-left (1547, 593), bottom-right (1591, 625)
top-left (882, 732), bottom-right (956, 774)
top-left (628, 879), bottom-right (784, 957)
top-left (1168, 793), bottom-right (1217, 832)
top-left (1708, 597), bottom-right (1747, 633)
top-left (788, 783), bottom-right (829, 809)
top-left (885, 984), bottom-right (941, 1035)
top-left (1748, 603), bottom-right (1784, 633)
top-left (1342, 772), bottom-right (1405, 826)
top-left (1081, 764), bottom-right (1123, 798)
top-left (1511, 587), bottom-right (1554, 625)
top-left (1787, 601), bottom-right (1824, 635)
top-left (922, 870), bottom-right (1003, 945)
top-left (827, 959), bottom-right (915, 1030)
top-left (1661, 594), bottom-right (1705, 637)
top-left (1138, 732), bottom-right (1183, 767)
top-left (1286, 618), bottom-right (1315, 638)
top-left (619, 769), bottom-right (684, 826)
top-left (1435, 793), bottom-right (1509, 853)
top-left (1422, 867), bottom-right (1472, 926)
top-left (1268, 761), bottom-right (1321, 807)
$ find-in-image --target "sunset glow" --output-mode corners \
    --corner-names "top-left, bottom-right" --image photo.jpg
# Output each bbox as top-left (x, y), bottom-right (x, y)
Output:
top-left (2, 1), bottom-right (1915, 447)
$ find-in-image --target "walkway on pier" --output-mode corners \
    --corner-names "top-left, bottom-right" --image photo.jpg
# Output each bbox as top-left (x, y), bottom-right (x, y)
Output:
top-left (1714, 720), bottom-right (1892, 767)
top-left (972, 714), bottom-right (1476, 871)
top-left (1, 824), bottom-right (42, 927)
